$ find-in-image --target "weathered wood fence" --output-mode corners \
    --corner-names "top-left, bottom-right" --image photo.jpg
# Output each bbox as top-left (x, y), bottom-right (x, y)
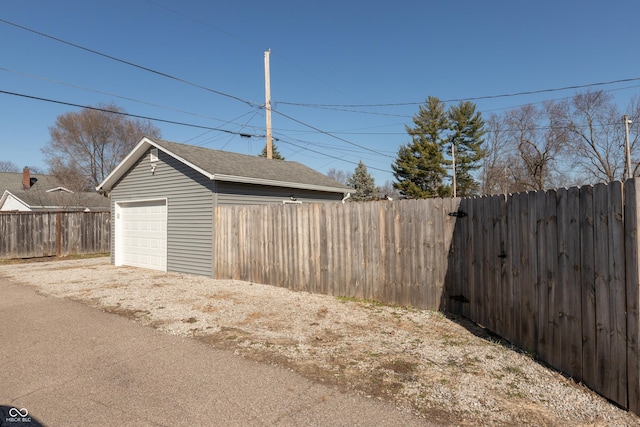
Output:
top-left (215, 179), bottom-right (640, 415)
top-left (216, 198), bottom-right (461, 305)
top-left (0, 212), bottom-right (110, 259)
top-left (451, 180), bottom-right (640, 413)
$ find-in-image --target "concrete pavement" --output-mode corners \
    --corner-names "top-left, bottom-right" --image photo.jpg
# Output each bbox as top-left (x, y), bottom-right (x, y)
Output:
top-left (0, 279), bottom-right (429, 426)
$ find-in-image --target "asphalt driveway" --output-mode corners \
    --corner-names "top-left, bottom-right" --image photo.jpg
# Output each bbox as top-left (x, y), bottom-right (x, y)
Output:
top-left (0, 279), bottom-right (427, 427)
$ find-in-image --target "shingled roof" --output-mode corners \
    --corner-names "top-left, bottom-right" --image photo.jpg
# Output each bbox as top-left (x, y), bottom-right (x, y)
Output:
top-left (98, 137), bottom-right (350, 193)
top-left (0, 171), bottom-right (64, 192)
top-left (0, 170), bottom-right (109, 211)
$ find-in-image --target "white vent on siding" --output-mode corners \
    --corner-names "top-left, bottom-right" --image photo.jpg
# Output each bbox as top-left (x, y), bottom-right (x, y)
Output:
top-left (150, 148), bottom-right (159, 163)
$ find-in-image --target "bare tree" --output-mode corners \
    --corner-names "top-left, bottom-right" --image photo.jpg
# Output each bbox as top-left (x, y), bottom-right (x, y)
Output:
top-left (326, 168), bottom-right (352, 186)
top-left (480, 114), bottom-right (512, 194)
top-left (0, 160), bottom-right (19, 172)
top-left (504, 102), bottom-right (568, 191)
top-left (43, 103), bottom-right (161, 190)
top-left (561, 90), bottom-right (630, 183)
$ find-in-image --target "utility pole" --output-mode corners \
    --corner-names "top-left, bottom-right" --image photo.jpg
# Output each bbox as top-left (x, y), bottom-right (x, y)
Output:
top-left (264, 49), bottom-right (273, 159)
top-left (451, 143), bottom-right (457, 198)
top-left (624, 114), bottom-right (633, 179)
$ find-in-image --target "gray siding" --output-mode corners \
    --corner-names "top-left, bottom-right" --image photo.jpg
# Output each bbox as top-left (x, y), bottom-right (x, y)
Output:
top-left (110, 149), bottom-right (214, 277)
top-left (216, 181), bottom-right (345, 205)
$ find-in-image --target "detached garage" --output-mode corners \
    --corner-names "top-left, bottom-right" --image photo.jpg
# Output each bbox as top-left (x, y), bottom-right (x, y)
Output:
top-left (97, 137), bottom-right (350, 277)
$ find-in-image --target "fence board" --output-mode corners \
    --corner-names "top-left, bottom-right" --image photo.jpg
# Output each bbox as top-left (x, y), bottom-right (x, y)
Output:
top-left (608, 181), bottom-right (628, 407)
top-left (508, 192), bottom-right (521, 345)
top-left (579, 184), bottom-right (597, 390)
top-left (567, 186), bottom-right (582, 377)
top-left (534, 189), bottom-right (549, 362)
top-left (526, 190), bottom-right (539, 355)
top-left (519, 191), bottom-right (535, 352)
top-left (594, 183), bottom-right (613, 400)
top-left (441, 197), bottom-right (460, 312)
top-left (556, 187), bottom-right (582, 375)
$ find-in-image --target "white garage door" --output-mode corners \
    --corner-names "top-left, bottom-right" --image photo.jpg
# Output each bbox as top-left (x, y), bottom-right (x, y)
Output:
top-left (116, 200), bottom-right (167, 271)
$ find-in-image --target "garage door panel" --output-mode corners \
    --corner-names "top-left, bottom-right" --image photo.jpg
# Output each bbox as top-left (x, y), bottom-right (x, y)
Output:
top-left (117, 200), bottom-right (167, 271)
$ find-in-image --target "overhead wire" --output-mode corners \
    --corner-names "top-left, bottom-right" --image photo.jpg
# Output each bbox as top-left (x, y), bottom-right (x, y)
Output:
top-left (276, 76), bottom-right (640, 108)
top-left (3, 18), bottom-right (638, 123)
top-left (3, 17), bottom-right (638, 172)
top-left (272, 131), bottom-right (397, 157)
top-left (0, 18), bottom-right (258, 108)
top-left (219, 111), bottom-right (261, 150)
top-left (0, 89), bottom-right (266, 138)
top-left (142, 0), bottom-right (352, 100)
top-left (272, 109), bottom-right (394, 158)
top-left (183, 110), bottom-right (258, 145)
top-left (0, 18), bottom-right (394, 162)
top-left (0, 67), bottom-right (265, 130)
top-left (275, 137), bottom-right (391, 173)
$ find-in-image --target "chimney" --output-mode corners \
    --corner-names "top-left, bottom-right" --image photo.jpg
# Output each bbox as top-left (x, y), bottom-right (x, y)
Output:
top-left (22, 167), bottom-right (30, 189)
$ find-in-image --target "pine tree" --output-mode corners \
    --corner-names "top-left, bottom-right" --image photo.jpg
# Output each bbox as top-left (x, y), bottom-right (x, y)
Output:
top-left (447, 101), bottom-right (486, 197)
top-left (348, 161), bottom-right (376, 201)
top-left (392, 96), bottom-right (450, 198)
top-left (258, 143), bottom-right (285, 160)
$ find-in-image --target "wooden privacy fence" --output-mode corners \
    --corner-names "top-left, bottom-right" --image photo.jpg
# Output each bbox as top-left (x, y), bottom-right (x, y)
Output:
top-left (215, 179), bottom-right (640, 415)
top-left (450, 180), bottom-right (640, 413)
top-left (0, 211), bottom-right (110, 259)
top-left (216, 198), bottom-right (461, 307)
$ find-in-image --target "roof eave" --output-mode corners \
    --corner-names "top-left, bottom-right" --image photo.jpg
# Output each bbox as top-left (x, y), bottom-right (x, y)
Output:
top-left (211, 174), bottom-right (349, 194)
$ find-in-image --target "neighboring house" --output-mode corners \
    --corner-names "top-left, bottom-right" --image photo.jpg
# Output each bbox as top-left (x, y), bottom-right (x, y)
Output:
top-left (0, 168), bottom-right (109, 212)
top-left (96, 137), bottom-right (351, 277)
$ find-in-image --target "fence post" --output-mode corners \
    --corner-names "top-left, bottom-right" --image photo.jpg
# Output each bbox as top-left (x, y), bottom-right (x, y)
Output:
top-left (56, 211), bottom-right (62, 257)
top-left (625, 178), bottom-right (640, 413)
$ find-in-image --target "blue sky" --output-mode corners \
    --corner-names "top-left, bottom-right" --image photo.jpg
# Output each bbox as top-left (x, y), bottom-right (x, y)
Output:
top-left (1, 0), bottom-right (639, 186)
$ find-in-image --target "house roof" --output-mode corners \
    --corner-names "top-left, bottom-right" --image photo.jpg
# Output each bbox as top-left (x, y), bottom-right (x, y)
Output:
top-left (0, 171), bottom-right (109, 211)
top-left (97, 137), bottom-right (351, 194)
top-left (0, 171), bottom-right (64, 192)
top-left (1, 189), bottom-right (110, 211)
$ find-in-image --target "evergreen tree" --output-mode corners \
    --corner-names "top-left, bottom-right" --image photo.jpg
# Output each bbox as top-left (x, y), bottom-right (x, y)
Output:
top-left (348, 161), bottom-right (376, 201)
top-left (258, 143), bottom-right (285, 160)
top-left (392, 96), bottom-right (450, 198)
top-left (447, 101), bottom-right (486, 197)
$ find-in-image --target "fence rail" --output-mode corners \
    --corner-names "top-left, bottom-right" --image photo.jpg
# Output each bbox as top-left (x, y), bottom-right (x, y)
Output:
top-left (0, 211), bottom-right (110, 259)
top-left (215, 179), bottom-right (640, 414)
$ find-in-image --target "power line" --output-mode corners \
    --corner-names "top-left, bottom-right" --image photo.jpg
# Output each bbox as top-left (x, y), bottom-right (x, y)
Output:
top-left (272, 131), bottom-right (397, 157)
top-left (0, 89), bottom-right (266, 138)
top-left (0, 67), bottom-right (265, 129)
top-left (0, 18), bottom-right (258, 108)
top-left (275, 137), bottom-right (390, 174)
top-left (276, 76), bottom-right (640, 108)
top-left (143, 0), bottom-right (352, 100)
top-left (183, 110), bottom-right (259, 146)
top-left (272, 109), bottom-right (394, 158)
top-left (274, 101), bottom-right (411, 118)
top-left (1, 18), bottom-right (392, 157)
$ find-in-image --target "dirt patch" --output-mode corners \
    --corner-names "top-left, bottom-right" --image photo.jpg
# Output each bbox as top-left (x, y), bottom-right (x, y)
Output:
top-left (1, 257), bottom-right (638, 426)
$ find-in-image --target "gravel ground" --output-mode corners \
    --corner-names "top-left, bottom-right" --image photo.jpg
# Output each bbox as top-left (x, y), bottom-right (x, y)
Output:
top-left (1, 256), bottom-right (639, 426)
